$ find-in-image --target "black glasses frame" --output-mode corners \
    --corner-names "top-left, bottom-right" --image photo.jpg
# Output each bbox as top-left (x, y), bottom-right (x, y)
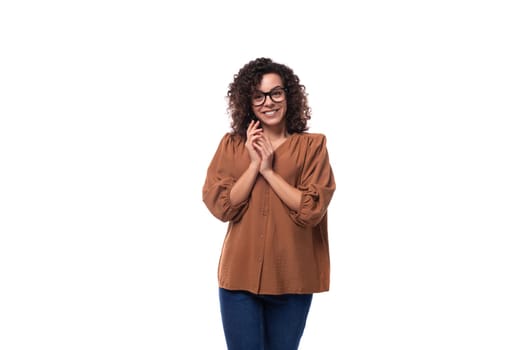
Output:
top-left (251, 86), bottom-right (287, 106)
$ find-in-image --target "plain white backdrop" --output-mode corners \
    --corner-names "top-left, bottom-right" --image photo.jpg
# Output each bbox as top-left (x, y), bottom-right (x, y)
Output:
top-left (1, 1), bottom-right (524, 349)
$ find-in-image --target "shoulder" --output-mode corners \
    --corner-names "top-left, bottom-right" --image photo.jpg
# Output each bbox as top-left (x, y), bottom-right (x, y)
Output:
top-left (292, 132), bottom-right (327, 148)
top-left (214, 132), bottom-right (244, 153)
top-left (217, 132), bottom-right (243, 145)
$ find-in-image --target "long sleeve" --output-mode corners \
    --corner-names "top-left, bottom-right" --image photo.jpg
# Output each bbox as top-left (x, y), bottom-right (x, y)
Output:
top-left (289, 134), bottom-right (336, 227)
top-left (202, 133), bottom-right (249, 222)
top-left (205, 132), bottom-right (335, 295)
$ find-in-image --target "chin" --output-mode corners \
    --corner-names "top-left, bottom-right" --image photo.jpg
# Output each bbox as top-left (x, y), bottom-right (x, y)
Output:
top-left (258, 113), bottom-right (284, 124)
top-left (261, 118), bottom-right (285, 128)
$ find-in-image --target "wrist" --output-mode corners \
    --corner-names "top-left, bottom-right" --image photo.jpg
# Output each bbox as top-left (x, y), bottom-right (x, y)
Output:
top-left (260, 168), bottom-right (273, 178)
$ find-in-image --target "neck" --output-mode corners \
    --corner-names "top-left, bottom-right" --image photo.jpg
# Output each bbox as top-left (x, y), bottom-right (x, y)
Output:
top-left (262, 125), bottom-right (288, 141)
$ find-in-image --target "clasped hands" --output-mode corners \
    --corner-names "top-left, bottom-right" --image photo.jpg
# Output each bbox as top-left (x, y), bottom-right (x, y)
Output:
top-left (245, 120), bottom-right (274, 176)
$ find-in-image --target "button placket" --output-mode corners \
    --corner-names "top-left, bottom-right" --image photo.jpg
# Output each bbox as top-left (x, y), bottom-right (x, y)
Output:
top-left (255, 183), bottom-right (270, 291)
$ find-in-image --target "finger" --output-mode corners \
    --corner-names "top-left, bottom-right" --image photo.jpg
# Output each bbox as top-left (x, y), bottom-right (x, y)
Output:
top-left (260, 144), bottom-right (272, 159)
top-left (253, 137), bottom-right (265, 149)
top-left (253, 140), bottom-right (264, 152)
top-left (249, 131), bottom-right (263, 142)
top-left (261, 133), bottom-right (274, 150)
top-left (254, 140), bottom-right (271, 158)
top-left (252, 142), bottom-right (264, 156)
top-left (253, 123), bottom-right (260, 134)
top-left (251, 133), bottom-right (263, 143)
top-left (247, 129), bottom-right (261, 142)
top-left (257, 136), bottom-right (273, 154)
top-left (247, 120), bottom-right (256, 134)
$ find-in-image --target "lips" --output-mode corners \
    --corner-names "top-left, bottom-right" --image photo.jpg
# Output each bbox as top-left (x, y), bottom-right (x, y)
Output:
top-left (263, 109), bottom-right (278, 116)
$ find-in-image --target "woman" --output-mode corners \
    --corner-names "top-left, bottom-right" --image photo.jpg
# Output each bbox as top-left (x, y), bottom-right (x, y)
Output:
top-left (202, 57), bottom-right (336, 350)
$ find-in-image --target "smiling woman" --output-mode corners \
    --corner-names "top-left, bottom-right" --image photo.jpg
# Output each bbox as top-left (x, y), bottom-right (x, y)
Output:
top-left (202, 57), bottom-right (336, 350)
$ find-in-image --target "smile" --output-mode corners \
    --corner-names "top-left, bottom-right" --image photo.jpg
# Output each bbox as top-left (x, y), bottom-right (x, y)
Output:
top-left (263, 110), bottom-right (278, 116)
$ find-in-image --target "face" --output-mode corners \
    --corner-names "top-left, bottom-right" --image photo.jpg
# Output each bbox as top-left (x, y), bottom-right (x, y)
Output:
top-left (251, 73), bottom-right (287, 130)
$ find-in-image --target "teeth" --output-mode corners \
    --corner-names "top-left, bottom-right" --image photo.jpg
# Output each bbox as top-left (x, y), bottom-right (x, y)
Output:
top-left (264, 111), bottom-right (276, 115)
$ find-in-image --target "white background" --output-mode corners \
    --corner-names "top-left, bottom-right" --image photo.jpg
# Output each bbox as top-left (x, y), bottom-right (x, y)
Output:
top-left (1, 1), bottom-right (524, 349)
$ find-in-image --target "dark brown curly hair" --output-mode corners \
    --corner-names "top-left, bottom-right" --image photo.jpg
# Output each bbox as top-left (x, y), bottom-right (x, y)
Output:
top-left (227, 57), bottom-right (311, 138)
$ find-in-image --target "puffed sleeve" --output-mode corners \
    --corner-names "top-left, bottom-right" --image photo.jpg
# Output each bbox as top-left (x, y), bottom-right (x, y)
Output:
top-left (202, 133), bottom-right (249, 222)
top-left (290, 134), bottom-right (336, 227)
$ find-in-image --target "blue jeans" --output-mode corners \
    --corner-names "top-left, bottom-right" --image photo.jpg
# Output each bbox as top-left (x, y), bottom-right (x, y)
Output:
top-left (219, 288), bottom-right (313, 350)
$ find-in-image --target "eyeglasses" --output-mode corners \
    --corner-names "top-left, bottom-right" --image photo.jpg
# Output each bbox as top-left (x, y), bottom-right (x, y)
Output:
top-left (251, 87), bottom-right (287, 106)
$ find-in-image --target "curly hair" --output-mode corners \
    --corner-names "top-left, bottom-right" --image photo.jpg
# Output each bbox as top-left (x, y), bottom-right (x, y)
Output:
top-left (227, 57), bottom-right (311, 138)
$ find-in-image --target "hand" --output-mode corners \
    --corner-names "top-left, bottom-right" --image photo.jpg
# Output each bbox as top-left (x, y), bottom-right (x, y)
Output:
top-left (253, 133), bottom-right (274, 175)
top-left (245, 120), bottom-right (263, 165)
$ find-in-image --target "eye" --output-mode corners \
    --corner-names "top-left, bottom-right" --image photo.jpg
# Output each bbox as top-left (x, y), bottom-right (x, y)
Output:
top-left (271, 90), bottom-right (283, 98)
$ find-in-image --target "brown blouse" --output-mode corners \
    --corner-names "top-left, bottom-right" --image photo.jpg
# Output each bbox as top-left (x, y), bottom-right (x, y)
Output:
top-left (202, 132), bottom-right (336, 295)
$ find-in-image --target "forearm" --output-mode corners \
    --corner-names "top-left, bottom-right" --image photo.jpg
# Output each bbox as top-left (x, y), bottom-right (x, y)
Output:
top-left (229, 162), bottom-right (260, 206)
top-left (260, 170), bottom-right (301, 211)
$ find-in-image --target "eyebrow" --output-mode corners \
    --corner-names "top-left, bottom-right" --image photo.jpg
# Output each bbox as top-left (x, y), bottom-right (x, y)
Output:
top-left (254, 86), bottom-right (285, 94)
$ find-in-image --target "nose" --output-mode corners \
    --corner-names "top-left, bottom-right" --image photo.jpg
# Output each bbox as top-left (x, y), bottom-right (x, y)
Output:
top-left (263, 95), bottom-right (275, 107)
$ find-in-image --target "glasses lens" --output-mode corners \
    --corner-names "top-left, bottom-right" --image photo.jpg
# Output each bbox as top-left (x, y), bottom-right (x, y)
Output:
top-left (252, 93), bottom-right (265, 106)
top-left (270, 88), bottom-right (285, 103)
top-left (252, 87), bottom-right (286, 106)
